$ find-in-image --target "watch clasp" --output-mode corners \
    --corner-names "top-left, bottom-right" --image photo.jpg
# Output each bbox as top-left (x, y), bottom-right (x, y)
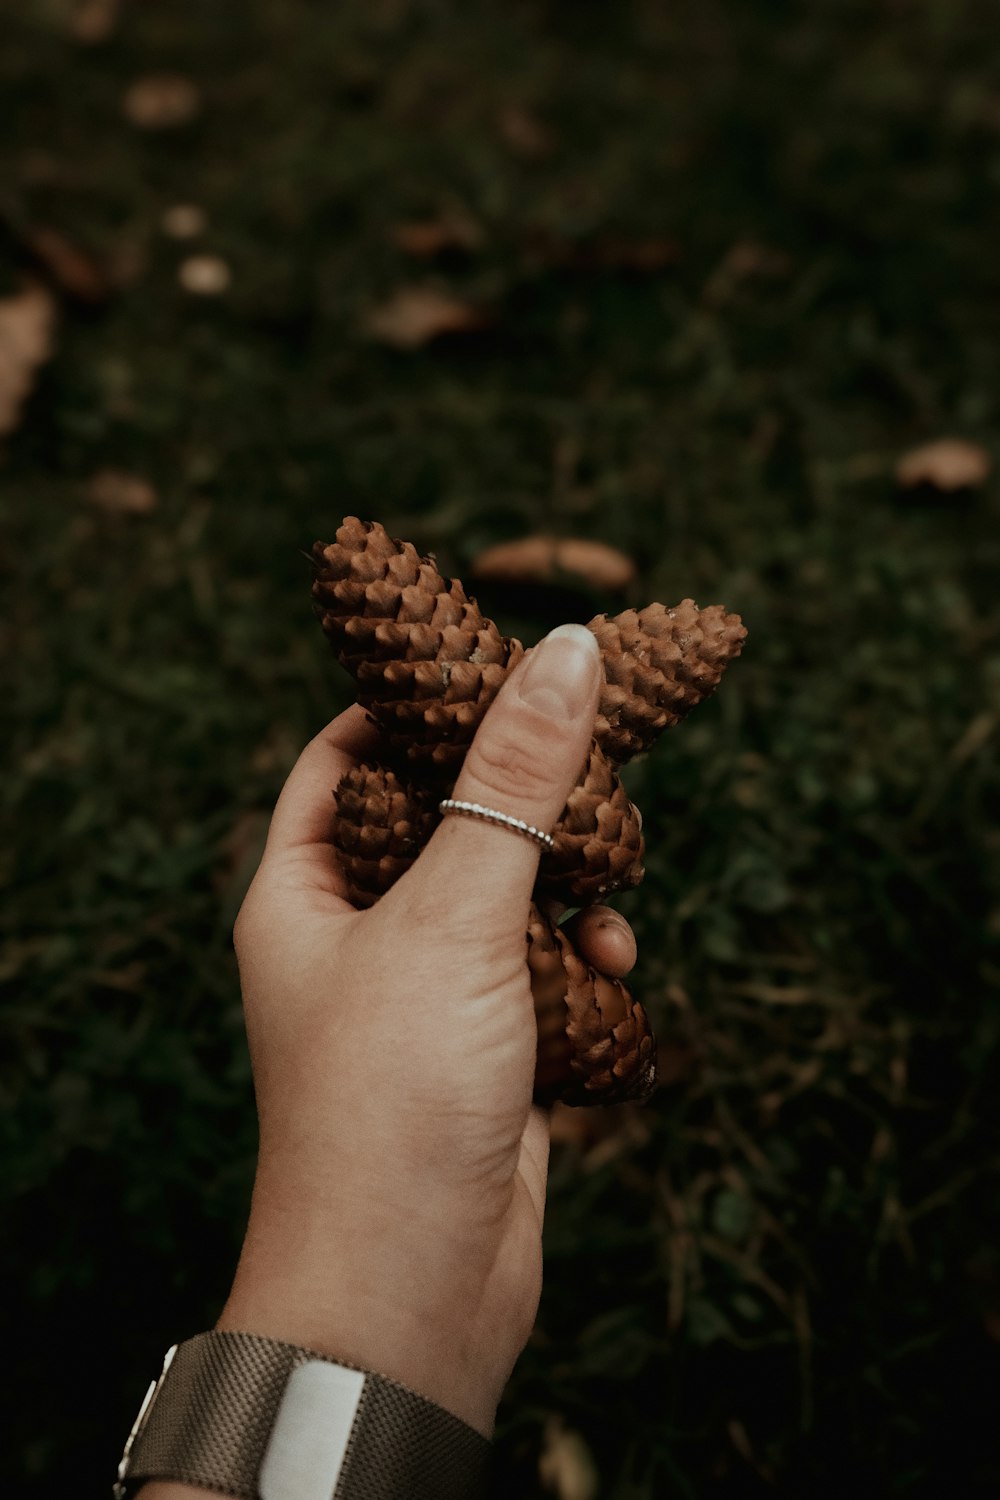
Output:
top-left (113, 1343), bottom-right (178, 1499)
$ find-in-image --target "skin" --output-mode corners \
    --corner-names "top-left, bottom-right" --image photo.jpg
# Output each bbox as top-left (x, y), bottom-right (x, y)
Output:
top-left (137, 625), bottom-right (638, 1499)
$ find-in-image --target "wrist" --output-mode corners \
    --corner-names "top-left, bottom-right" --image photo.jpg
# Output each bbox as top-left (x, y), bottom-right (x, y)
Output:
top-left (214, 1178), bottom-right (535, 1438)
top-left (127, 1329), bottom-right (493, 1500)
top-left (215, 1274), bottom-right (503, 1438)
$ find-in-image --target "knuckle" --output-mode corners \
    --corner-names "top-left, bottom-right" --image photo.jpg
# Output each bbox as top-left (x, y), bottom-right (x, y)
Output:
top-left (465, 728), bottom-right (556, 804)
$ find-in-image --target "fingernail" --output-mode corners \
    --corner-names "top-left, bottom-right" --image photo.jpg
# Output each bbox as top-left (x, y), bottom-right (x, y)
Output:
top-left (517, 623), bottom-right (601, 718)
top-left (596, 910), bottom-right (631, 933)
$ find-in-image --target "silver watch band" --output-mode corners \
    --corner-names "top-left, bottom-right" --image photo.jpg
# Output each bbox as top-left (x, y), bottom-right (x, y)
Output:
top-left (115, 1329), bottom-right (492, 1499)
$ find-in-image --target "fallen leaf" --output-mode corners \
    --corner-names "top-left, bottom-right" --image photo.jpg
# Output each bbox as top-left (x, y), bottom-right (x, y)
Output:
top-left (498, 105), bottom-right (556, 159)
top-left (655, 1039), bottom-right (700, 1088)
top-left (162, 204), bottom-right (207, 240)
top-left (86, 469), bottom-right (157, 515)
top-left (71, 0), bottom-right (120, 43)
top-left (123, 74), bottom-right (201, 130)
top-left (212, 809), bottom-right (271, 894)
top-left (249, 725), bottom-right (302, 775)
top-left (521, 230), bottom-right (680, 274)
top-left (588, 235), bottom-right (680, 271)
top-left (704, 240), bottom-right (792, 304)
top-left (949, 711), bottom-right (997, 766)
top-left (390, 215), bottom-right (483, 257)
top-left (28, 226), bottom-right (109, 303)
top-left (548, 1102), bottom-right (594, 1147)
top-left (178, 255), bottom-right (231, 295)
top-left (895, 437), bottom-right (993, 491)
top-left (0, 283), bottom-right (57, 437)
top-left (365, 286), bottom-right (491, 349)
top-left (552, 1101), bottom-right (650, 1159)
top-left (472, 535), bottom-right (636, 591)
top-left (721, 241), bottom-right (792, 279)
top-left (106, 239), bottom-right (149, 289)
top-left (727, 1419), bottom-right (777, 1482)
top-left (538, 1417), bottom-right (599, 1500)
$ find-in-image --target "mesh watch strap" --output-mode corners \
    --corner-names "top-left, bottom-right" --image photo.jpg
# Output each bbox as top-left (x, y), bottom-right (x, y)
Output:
top-left (116, 1329), bottom-right (491, 1499)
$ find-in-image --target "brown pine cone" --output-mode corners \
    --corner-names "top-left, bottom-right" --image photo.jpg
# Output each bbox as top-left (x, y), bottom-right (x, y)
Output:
top-left (528, 903), bottom-right (575, 1104)
top-left (330, 763), bottom-right (438, 909)
top-left (330, 744), bottom-right (645, 910)
top-left (537, 744), bottom-right (645, 904)
top-left (313, 517), bottom-right (747, 1107)
top-left (528, 904), bottom-right (657, 1107)
top-left (312, 518), bottom-right (523, 771)
top-left (591, 600), bottom-right (748, 765)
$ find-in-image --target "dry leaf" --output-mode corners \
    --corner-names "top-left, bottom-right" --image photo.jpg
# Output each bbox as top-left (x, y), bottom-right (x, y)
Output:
top-left (548, 1102), bottom-right (595, 1147)
top-left (585, 235), bottom-right (680, 272)
top-left (71, 0), bottom-right (120, 43)
top-left (365, 286), bottom-right (491, 349)
top-left (390, 215), bottom-right (483, 257)
top-left (0, 283), bottom-right (57, 437)
top-left (86, 469), bottom-right (157, 515)
top-left (123, 74), bottom-right (201, 130)
top-left (895, 438), bottom-right (993, 491)
top-left (212, 809), bottom-right (271, 894)
top-left (720, 241), bottom-right (792, 279)
top-left (704, 240), bottom-right (792, 304)
top-left (498, 105), bottom-right (556, 159)
top-left (472, 535), bottom-right (636, 591)
top-left (162, 204), bottom-right (207, 240)
top-left (104, 238), bottom-right (149, 290)
top-left (28, 227), bottom-right (109, 303)
top-left (520, 230), bottom-right (680, 274)
top-left (655, 1039), bottom-right (700, 1088)
top-left (178, 255), bottom-right (231, 295)
top-left (538, 1418), bottom-right (599, 1500)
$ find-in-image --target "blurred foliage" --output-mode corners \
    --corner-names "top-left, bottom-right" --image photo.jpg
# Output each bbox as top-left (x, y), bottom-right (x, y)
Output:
top-left (2, 0), bottom-right (999, 1494)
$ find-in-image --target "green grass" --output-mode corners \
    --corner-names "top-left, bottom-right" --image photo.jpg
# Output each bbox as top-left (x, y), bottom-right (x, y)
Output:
top-left (2, 0), bottom-right (999, 1493)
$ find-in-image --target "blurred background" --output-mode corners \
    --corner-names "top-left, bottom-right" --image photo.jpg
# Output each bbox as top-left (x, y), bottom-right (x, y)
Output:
top-left (2, 0), bottom-right (999, 1494)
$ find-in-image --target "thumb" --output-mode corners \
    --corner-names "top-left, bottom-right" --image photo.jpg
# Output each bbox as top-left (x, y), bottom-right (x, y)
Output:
top-left (414, 622), bottom-right (602, 930)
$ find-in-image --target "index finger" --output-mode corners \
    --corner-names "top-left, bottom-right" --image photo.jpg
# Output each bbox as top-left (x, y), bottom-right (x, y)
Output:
top-left (264, 702), bottom-right (382, 858)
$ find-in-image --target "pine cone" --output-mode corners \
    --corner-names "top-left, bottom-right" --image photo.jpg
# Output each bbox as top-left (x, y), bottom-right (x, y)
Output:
top-left (528, 904), bottom-right (657, 1107)
top-left (330, 744), bottom-right (644, 909)
top-left (312, 517), bottom-right (523, 772)
top-left (537, 744), bottom-right (645, 904)
top-left (528, 903), bottom-right (575, 1104)
top-left (591, 601), bottom-right (748, 765)
top-left (312, 517), bottom-right (747, 1107)
top-left (331, 763), bottom-right (438, 909)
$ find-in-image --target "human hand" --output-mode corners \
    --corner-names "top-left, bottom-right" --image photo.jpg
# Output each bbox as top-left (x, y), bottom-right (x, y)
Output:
top-left (215, 623), bottom-right (639, 1438)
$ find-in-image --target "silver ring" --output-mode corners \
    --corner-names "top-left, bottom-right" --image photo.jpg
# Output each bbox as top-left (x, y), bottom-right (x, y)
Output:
top-left (438, 798), bottom-right (555, 851)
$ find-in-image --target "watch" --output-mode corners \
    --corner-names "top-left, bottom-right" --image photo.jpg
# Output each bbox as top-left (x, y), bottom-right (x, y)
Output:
top-left (114, 1329), bottom-right (492, 1499)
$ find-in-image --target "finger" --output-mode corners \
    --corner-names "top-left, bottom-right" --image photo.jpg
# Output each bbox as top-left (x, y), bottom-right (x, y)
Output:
top-left (415, 624), bottom-right (603, 935)
top-left (263, 704), bottom-right (381, 859)
top-left (562, 905), bottom-right (638, 978)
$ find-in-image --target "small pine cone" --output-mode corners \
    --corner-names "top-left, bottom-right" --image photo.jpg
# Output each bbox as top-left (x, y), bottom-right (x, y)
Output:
top-left (590, 600), bottom-right (747, 765)
top-left (537, 744), bottom-right (645, 904)
top-left (528, 904), bottom-right (657, 1108)
top-left (312, 518), bottom-right (523, 771)
top-left (331, 763), bottom-right (438, 908)
top-left (528, 904), bottom-right (575, 1104)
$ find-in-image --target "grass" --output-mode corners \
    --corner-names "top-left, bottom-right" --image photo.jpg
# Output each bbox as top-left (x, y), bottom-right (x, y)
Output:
top-left (2, 0), bottom-right (999, 1493)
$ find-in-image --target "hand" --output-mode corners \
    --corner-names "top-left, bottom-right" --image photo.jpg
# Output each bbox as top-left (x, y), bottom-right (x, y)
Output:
top-left (215, 623), bottom-right (639, 1438)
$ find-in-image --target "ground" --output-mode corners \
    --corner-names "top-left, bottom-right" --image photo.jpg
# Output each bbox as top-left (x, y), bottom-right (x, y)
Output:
top-left (2, 1), bottom-right (999, 1494)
